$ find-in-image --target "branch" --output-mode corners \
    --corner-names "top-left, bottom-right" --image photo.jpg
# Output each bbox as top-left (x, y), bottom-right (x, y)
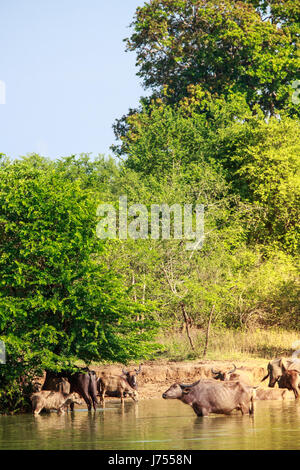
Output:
top-left (203, 304), bottom-right (215, 358)
top-left (180, 302), bottom-right (195, 351)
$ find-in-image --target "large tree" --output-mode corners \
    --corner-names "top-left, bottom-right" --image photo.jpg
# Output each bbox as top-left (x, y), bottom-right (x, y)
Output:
top-left (125, 0), bottom-right (299, 116)
top-left (0, 156), bottom-right (158, 412)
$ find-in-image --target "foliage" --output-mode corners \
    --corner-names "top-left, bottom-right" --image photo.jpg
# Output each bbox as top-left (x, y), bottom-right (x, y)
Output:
top-left (0, 156), bottom-right (159, 412)
top-left (97, 159), bottom-right (299, 334)
top-left (232, 117), bottom-right (300, 252)
top-left (113, 90), bottom-right (300, 254)
top-left (110, 76), bottom-right (299, 334)
top-left (126, 0), bottom-right (299, 116)
top-left (100, 162), bottom-right (245, 326)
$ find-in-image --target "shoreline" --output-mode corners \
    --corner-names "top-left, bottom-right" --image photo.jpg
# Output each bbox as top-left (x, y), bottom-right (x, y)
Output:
top-left (92, 358), bottom-right (269, 400)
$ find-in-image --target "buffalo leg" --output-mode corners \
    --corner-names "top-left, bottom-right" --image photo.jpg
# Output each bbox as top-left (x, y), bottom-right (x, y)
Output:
top-left (100, 387), bottom-right (106, 407)
top-left (192, 403), bottom-right (209, 417)
top-left (33, 406), bottom-right (42, 416)
top-left (250, 397), bottom-right (255, 415)
top-left (240, 403), bottom-right (252, 415)
top-left (79, 390), bottom-right (93, 411)
top-left (92, 397), bottom-right (97, 411)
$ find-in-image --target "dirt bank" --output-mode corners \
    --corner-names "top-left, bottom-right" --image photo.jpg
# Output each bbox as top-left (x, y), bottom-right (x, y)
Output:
top-left (93, 359), bottom-right (269, 400)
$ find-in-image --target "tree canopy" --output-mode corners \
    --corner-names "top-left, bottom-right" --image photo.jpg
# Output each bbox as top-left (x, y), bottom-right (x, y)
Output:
top-left (0, 156), bottom-right (159, 412)
top-left (125, 0), bottom-right (299, 116)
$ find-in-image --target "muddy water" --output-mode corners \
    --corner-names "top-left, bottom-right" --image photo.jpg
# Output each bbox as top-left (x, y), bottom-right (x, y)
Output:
top-left (1, 399), bottom-right (300, 450)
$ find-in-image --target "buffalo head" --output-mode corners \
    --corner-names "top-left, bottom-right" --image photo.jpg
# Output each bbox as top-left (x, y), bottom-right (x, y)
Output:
top-left (162, 383), bottom-right (192, 399)
top-left (261, 358), bottom-right (291, 387)
top-left (211, 364), bottom-right (237, 381)
top-left (122, 364), bottom-right (142, 390)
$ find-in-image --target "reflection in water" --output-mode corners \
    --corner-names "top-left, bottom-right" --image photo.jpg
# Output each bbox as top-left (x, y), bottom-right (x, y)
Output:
top-left (1, 399), bottom-right (300, 449)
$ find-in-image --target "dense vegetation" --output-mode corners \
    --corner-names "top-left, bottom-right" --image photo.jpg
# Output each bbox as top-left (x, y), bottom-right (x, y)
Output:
top-left (0, 0), bottom-right (299, 412)
top-left (0, 156), bottom-right (159, 412)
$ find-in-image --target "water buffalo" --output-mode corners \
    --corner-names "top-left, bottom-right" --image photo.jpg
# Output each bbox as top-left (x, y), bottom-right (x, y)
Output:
top-left (31, 391), bottom-right (83, 416)
top-left (255, 388), bottom-right (290, 400)
top-left (278, 370), bottom-right (300, 399)
top-left (162, 379), bottom-right (255, 417)
top-left (32, 382), bottom-right (42, 393)
top-left (122, 365), bottom-right (141, 390)
top-left (41, 375), bottom-right (70, 394)
top-left (211, 364), bottom-right (254, 386)
top-left (98, 372), bottom-right (138, 405)
top-left (261, 358), bottom-right (300, 387)
top-left (42, 368), bottom-right (98, 411)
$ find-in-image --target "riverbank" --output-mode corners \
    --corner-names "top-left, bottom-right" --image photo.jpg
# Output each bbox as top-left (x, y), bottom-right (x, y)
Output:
top-left (89, 327), bottom-right (300, 400)
top-left (85, 328), bottom-right (299, 400)
top-left (35, 327), bottom-right (300, 401)
top-left (92, 358), bottom-right (269, 400)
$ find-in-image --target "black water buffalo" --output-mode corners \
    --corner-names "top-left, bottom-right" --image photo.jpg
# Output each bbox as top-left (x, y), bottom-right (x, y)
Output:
top-left (261, 358), bottom-right (300, 387)
top-left (162, 379), bottom-right (255, 417)
top-left (42, 368), bottom-right (98, 411)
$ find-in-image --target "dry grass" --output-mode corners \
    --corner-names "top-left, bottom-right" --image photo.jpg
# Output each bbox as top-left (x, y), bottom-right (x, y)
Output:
top-left (156, 328), bottom-right (300, 362)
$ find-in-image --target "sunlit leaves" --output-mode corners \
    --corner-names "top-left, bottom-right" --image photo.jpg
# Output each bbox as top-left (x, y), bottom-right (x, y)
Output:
top-left (126, 0), bottom-right (299, 116)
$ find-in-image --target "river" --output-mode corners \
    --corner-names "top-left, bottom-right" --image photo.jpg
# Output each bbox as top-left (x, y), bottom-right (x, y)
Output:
top-left (1, 398), bottom-right (300, 450)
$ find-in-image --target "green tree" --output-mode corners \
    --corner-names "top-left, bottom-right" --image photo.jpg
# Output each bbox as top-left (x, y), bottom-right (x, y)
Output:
top-left (0, 156), bottom-right (158, 413)
top-left (126, 0), bottom-right (299, 116)
top-left (230, 117), bottom-right (300, 253)
top-left (114, 87), bottom-right (299, 254)
top-left (99, 163), bottom-right (299, 347)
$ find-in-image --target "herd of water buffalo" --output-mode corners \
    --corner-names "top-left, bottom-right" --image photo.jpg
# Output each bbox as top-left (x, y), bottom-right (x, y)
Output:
top-left (30, 357), bottom-right (300, 417)
top-left (31, 365), bottom-right (141, 415)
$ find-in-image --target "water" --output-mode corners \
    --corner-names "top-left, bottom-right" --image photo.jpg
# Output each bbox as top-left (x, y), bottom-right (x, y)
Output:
top-left (1, 399), bottom-right (300, 450)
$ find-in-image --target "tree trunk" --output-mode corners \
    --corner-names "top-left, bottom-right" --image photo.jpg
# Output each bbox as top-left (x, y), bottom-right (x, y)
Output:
top-left (180, 302), bottom-right (195, 351)
top-left (203, 304), bottom-right (215, 358)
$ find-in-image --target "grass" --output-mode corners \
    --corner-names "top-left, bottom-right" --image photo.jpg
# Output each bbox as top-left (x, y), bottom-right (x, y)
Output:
top-left (156, 327), bottom-right (300, 363)
top-left (84, 328), bottom-right (300, 369)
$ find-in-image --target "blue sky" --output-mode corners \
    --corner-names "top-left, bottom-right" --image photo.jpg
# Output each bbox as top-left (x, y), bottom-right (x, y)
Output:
top-left (0, 0), bottom-right (147, 159)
